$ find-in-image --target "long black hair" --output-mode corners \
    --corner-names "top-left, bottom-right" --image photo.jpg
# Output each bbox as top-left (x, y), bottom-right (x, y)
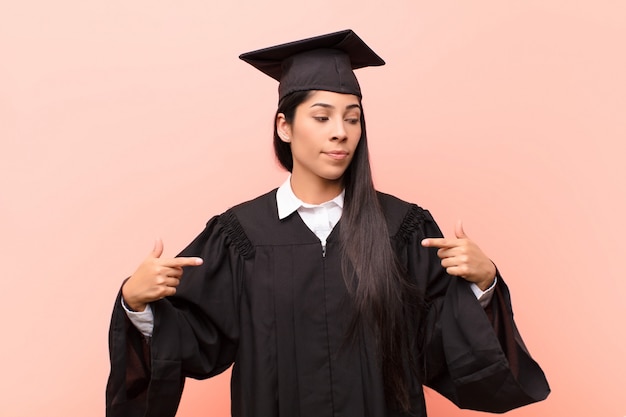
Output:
top-left (273, 90), bottom-right (421, 412)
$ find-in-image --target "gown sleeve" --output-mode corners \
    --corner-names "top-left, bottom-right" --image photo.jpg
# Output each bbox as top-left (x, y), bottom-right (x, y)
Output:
top-left (106, 210), bottom-right (251, 417)
top-left (398, 205), bottom-right (550, 413)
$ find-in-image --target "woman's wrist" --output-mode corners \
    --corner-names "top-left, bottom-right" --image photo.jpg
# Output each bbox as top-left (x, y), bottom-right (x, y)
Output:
top-left (122, 280), bottom-right (147, 312)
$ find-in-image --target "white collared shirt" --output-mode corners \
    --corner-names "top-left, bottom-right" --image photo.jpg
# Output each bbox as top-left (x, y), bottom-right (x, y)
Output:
top-left (276, 176), bottom-right (343, 254)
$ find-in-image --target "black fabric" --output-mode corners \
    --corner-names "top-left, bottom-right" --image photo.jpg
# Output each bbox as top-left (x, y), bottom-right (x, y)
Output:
top-left (239, 29), bottom-right (385, 101)
top-left (106, 190), bottom-right (550, 417)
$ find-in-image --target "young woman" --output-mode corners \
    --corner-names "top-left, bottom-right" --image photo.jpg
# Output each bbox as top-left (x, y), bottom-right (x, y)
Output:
top-left (106, 30), bottom-right (549, 417)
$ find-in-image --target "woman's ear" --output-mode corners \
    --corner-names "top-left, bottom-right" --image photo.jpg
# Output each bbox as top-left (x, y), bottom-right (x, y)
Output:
top-left (276, 113), bottom-right (291, 143)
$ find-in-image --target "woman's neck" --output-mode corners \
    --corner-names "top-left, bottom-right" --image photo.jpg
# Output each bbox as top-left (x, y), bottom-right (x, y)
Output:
top-left (290, 174), bottom-right (343, 205)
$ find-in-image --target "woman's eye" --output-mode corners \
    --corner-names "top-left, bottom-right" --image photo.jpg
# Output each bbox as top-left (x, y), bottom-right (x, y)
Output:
top-left (314, 116), bottom-right (329, 122)
top-left (346, 118), bottom-right (360, 124)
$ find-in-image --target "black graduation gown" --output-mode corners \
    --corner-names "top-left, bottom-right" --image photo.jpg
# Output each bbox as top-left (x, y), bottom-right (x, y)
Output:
top-left (106, 190), bottom-right (550, 417)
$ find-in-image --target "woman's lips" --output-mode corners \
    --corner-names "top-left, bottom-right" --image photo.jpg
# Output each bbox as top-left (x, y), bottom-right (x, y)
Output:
top-left (324, 151), bottom-right (349, 160)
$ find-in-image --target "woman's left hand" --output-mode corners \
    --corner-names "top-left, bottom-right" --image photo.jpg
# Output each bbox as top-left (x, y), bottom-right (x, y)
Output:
top-left (421, 220), bottom-right (496, 291)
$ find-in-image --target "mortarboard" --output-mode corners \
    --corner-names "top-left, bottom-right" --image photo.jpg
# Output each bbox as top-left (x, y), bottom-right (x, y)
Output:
top-left (239, 29), bottom-right (385, 101)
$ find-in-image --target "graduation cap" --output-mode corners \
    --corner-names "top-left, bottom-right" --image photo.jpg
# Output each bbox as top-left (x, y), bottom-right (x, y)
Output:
top-left (239, 29), bottom-right (385, 101)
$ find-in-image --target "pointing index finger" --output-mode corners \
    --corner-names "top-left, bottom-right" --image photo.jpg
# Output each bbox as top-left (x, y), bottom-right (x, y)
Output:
top-left (421, 238), bottom-right (455, 249)
top-left (162, 257), bottom-right (204, 268)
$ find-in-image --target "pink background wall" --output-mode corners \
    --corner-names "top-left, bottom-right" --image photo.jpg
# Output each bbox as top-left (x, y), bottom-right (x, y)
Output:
top-left (1, 1), bottom-right (624, 416)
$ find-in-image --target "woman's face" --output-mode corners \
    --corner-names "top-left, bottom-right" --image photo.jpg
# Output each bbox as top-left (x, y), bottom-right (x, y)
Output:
top-left (277, 90), bottom-right (362, 189)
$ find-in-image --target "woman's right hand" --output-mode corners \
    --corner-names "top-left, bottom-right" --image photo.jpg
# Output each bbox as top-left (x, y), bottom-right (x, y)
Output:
top-left (122, 238), bottom-right (203, 312)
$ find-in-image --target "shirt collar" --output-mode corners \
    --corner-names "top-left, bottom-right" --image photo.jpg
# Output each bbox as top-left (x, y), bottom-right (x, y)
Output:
top-left (276, 176), bottom-right (345, 220)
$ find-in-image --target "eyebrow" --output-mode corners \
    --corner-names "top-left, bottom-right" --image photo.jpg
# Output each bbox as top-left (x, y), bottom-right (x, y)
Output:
top-left (310, 103), bottom-right (362, 111)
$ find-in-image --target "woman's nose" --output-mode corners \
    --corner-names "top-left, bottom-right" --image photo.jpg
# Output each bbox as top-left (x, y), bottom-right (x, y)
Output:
top-left (331, 120), bottom-right (347, 141)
